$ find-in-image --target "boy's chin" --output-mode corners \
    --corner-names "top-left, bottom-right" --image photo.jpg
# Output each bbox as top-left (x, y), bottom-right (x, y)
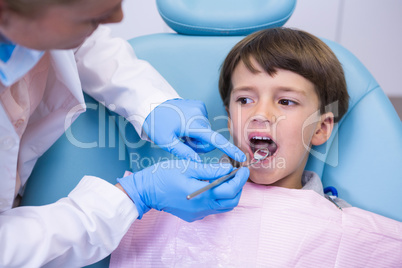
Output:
top-left (247, 170), bottom-right (275, 185)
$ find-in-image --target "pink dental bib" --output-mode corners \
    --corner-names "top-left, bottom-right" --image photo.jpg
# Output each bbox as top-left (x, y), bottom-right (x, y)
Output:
top-left (110, 182), bottom-right (402, 267)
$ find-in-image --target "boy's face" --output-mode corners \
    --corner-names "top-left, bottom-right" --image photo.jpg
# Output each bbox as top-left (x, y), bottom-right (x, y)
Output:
top-left (227, 58), bottom-right (333, 188)
top-left (0, 0), bottom-right (123, 50)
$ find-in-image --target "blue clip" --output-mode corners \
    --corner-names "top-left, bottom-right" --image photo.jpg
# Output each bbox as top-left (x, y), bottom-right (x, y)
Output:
top-left (324, 186), bottom-right (338, 197)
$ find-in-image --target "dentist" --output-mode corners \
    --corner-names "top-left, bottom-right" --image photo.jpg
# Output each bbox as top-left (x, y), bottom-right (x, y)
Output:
top-left (0, 0), bottom-right (249, 267)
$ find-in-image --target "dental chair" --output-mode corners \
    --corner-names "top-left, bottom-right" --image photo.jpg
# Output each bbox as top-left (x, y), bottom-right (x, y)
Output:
top-left (20, 0), bottom-right (402, 267)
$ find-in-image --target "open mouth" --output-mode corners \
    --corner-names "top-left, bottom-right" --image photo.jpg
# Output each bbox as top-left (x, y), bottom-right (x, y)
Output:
top-left (249, 135), bottom-right (278, 159)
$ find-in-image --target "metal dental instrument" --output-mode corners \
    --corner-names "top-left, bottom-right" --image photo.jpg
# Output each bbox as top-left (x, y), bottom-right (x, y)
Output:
top-left (186, 148), bottom-right (270, 200)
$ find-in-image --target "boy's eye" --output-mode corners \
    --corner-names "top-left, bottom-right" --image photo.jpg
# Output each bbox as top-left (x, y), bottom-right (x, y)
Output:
top-left (237, 97), bottom-right (253, 105)
top-left (279, 99), bottom-right (297, 106)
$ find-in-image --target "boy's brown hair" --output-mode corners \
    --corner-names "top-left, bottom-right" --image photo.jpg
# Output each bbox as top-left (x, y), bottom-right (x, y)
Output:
top-left (219, 27), bottom-right (349, 122)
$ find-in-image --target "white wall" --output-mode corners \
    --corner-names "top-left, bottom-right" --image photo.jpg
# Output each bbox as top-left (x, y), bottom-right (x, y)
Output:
top-left (107, 0), bottom-right (172, 40)
top-left (286, 0), bottom-right (402, 97)
top-left (107, 0), bottom-right (402, 97)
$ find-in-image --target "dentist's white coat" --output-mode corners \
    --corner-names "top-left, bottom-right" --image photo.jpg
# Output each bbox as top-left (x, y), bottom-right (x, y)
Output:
top-left (0, 26), bottom-right (179, 267)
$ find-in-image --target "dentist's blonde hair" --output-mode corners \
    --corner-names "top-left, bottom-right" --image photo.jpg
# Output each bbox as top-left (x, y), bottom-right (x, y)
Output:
top-left (5, 0), bottom-right (80, 17)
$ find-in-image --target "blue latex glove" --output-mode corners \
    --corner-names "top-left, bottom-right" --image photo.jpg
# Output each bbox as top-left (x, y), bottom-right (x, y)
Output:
top-left (117, 160), bottom-right (250, 222)
top-left (143, 99), bottom-right (246, 163)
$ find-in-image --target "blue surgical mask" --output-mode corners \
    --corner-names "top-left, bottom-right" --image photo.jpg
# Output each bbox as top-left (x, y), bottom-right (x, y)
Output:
top-left (0, 39), bottom-right (44, 87)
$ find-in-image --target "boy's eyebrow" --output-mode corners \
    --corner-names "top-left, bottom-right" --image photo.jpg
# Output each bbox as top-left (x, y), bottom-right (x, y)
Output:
top-left (232, 86), bottom-right (308, 96)
top-left (232, 86), bottom-right (254, 93)
top-left (277, 86), bottom-right (308, 96)
top-left (231, 86), bottom-right (255, 93)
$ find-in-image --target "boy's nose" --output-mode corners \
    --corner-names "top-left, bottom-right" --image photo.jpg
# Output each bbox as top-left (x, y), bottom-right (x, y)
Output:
top-left (251, 102), bottom-right (277, 124)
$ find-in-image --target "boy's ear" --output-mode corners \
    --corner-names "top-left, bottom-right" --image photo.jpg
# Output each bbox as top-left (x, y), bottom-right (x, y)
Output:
top-left (311, 112), bottom-right (334, 146)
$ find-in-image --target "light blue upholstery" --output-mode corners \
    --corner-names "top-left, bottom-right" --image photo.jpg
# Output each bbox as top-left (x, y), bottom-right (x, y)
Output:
top-left (19, 0), bottom-right (402, 267)
top-left (157, 0), bottom-right (296, 36)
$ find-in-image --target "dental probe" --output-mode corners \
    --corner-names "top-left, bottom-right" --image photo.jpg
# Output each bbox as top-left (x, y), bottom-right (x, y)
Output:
top-left (186, 148), bottom-right (270, 200)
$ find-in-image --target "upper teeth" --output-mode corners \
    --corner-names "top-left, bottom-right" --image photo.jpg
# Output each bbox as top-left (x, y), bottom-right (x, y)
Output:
top-left (252, 136), bottom-right (271, 141)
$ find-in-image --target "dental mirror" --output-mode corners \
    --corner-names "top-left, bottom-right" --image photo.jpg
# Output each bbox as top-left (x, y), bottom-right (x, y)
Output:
top-left (186, 147), bottom-right (271, 200)
top-left (252, 147), bottom-right (270, 162)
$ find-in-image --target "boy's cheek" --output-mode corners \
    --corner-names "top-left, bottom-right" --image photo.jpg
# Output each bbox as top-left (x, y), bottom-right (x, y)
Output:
top-left (227, 110), bottom-right (250, 152)
top-left (228, 122), bottom-right (244, 151)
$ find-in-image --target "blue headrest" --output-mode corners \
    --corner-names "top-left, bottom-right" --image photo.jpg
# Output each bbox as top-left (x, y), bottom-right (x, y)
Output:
top-left (156, 0), bottom-right (297, 36)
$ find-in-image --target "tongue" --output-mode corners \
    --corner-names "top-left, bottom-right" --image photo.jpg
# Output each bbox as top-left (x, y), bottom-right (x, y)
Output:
top-left (267, 142), bottom-right (277, 155)
top-left (251, 140), bottom-right (277, 155)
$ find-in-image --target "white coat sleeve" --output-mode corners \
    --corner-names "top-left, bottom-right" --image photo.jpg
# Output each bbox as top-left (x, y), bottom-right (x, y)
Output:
top-left (0, 176), bottom-right (138, 268)
top-left (74, 25), bottom-right (181, 139)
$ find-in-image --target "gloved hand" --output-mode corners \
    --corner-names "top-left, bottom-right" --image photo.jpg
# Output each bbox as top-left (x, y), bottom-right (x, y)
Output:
top-left (142, 99), bottom-right (246, 162)
top-left (117, 160), bottom-right (250, 222)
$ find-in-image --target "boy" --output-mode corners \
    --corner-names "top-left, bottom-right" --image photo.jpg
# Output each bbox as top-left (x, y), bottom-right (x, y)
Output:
top-left (219, 27), bottom-right (349, 199)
